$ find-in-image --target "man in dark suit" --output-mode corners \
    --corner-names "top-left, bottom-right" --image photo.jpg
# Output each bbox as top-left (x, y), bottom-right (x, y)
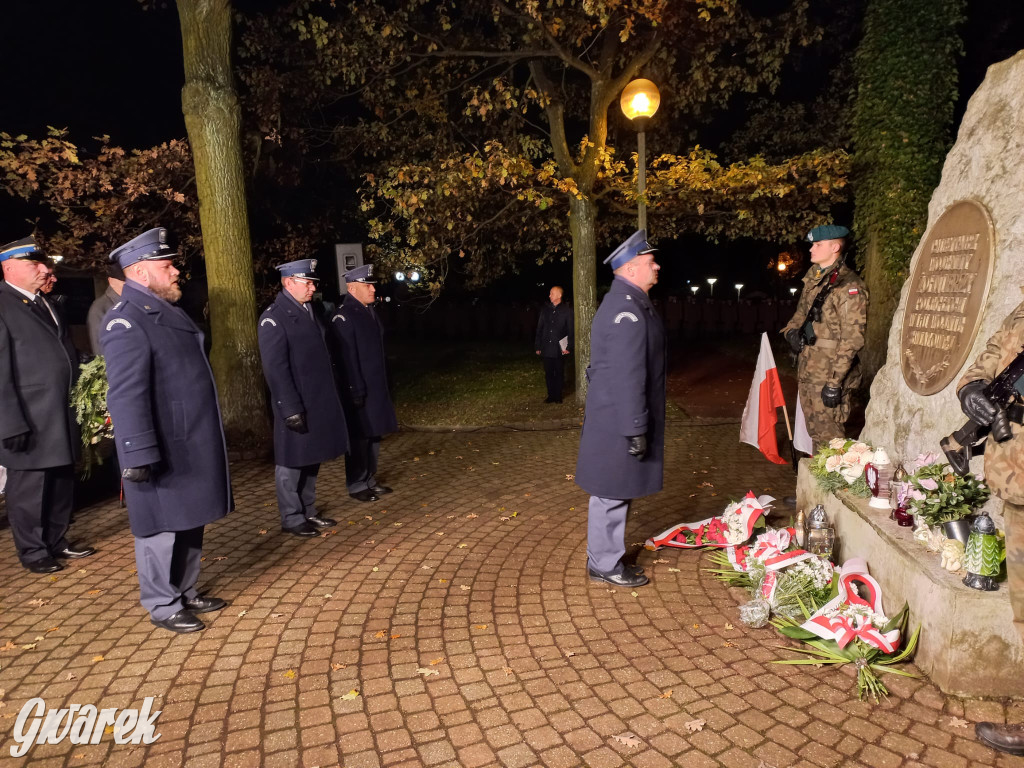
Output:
top-left (100, 227), bottom-right (231, 634)
top-left (258, 259), bottom-right (348, 537)
top-left (575, 230), bottom-right (666, 589)
top-left (534, 285), bottom-right (573, 403)
top-left (0, 236), bottom-right (93, 573)
top-left (330, 264), bottom-right (398, 503)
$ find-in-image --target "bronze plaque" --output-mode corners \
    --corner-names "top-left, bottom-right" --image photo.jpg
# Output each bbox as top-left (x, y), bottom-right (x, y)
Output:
top-left (901, 200), bottom-right (994, 395)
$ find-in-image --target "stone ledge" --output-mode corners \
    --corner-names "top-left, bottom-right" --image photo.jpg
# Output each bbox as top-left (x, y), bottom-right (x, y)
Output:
top-left (796, 459), bottom-right (1024, 698)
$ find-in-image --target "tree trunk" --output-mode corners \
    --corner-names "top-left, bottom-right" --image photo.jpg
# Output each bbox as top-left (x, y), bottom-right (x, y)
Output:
top-left (569, 195), bottom-right (598, 406)
top-left (176, 0), bottom-right (268, 451)
top-left (860, 230), bottom-right (901, 378)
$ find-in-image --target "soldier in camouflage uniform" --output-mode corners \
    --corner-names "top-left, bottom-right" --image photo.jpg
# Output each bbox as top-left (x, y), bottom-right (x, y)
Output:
top-left (956, 298), bottom-right (1024, 757)
top-left (781, 225), bottom-right (868, 449)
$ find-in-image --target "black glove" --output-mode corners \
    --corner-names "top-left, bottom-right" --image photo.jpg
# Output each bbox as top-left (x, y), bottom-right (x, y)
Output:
top-left (821, 385), bottom-right (842, 409)
top-left (2, 432), bottom-right (29, 453)
top-left (284, 413), bottom-right (308, 434)
top-left (627, 434), bottom-right (647, 460)
top-left (958, 380), bottom-right (997, 426)
top-left (122, 465), bottom-right (151, 483)
top-left (352, 395), bottom-right (366, 409)
top-left (785, 328), bottom-right (804, 354)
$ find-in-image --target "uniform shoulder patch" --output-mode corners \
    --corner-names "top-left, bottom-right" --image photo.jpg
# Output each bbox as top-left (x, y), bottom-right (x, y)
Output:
top-left (260, 317), bottom-right (277, 327)
top-left (333, 314), bottom-right (346, 323)
top-left (614, 312), bottom-right (639, 324)
top-left (106, 318), bottom-right (132, 331)
top-left (848, 288), bottom-right (859, 295)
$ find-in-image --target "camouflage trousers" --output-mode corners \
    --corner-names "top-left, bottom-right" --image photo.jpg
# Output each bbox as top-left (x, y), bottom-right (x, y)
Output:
top-left (1004, 501), bottom-right (1024, 642)
top-left (797, 350), bottom-right (856, 450)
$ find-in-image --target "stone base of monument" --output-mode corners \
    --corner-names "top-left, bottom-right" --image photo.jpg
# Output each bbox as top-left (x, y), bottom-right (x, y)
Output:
top-left (796, 459), bottom-right (1024, 698)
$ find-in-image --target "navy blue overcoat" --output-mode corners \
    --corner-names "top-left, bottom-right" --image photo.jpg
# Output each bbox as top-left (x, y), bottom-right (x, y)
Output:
top-left (575, 277), bottom-right (666, 500)
top-left (258, 291), bottom-right (348, 467)
top-left (329, 294), bottom-right (398, 438)
top-left (100, 282), bottom-right (232, 537)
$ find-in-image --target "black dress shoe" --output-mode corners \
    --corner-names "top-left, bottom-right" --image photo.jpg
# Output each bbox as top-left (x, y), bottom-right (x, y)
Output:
top-left (588, 567), bottom-right (649, 588)
top-left (282, 522), bottom-right (319, 537)
top-left (151, 610), bottom-right (205, 634)
top-left (25, 557), bottom-right (64, 574)
top-left (184, 596), bottom-right (227, 614)
top-left (625, 564), bottom-right (645, 576)
top-left (369, 485), bottom-right (392, 495)
top-left (307, 514), bottom-right (337, 528)
top-left (976, 722), bottom-right (1024, 756)
top-left (349, 490), bottom-right (379, 503)
top-left (54, 545), bottom-right (96, 559)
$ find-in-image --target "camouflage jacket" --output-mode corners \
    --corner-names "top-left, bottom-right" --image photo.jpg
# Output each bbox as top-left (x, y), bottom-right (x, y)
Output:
top-left (782, 261), bottom-right (869, 385)
top-left (957, 298), bottom-right (1024, 504)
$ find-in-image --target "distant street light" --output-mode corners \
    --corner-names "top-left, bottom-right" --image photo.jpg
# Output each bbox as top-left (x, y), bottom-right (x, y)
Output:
top-left (706, 277), bottom-right (718, 297)
top-left (734, 283), bottom-right (744, 299)
top-left (409, 270), bottom-right (421, 283)
top-left (690, 286), bottom-right (699, 296)
top-left (777, 262), bottom-right (786, 272)
top-left (789, 287), bottom-right (798, 297)
top-left (395, 271), bottom-right (406, 281)
top-left (620, 78), bottom-right (661, 232)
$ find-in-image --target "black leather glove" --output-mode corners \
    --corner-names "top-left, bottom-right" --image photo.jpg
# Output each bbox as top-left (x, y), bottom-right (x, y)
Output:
top-left (785, 328), bottom-right (804, 354)
top-left (2, 432), bottom-right (29, 453)
top-left (627, 434), bottom-right (647, 460)
top-left (958, 380), bottom-right (997, 426)
top-left (352, 395), bottom-right (366, 409)
top-left (284, 413), bottom-right (308, 434)
top-left (991, 407), bottom-right (1013, 443)
top-left (122, 465), bottom-right (151, 483)
top-left (821, 385), bottom-right (843, 409)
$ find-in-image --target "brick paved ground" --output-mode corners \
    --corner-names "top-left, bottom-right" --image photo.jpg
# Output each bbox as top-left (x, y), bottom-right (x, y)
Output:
top-left (1, 422), bottom-right (1022, 767)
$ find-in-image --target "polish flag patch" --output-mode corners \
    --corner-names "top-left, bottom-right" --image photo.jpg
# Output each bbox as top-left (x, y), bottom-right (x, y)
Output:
top-left (848, 288), bottom-right (859, 294)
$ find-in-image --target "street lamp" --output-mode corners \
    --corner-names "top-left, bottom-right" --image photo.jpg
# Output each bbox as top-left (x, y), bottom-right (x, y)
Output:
top-left (409, 270), bottom-right (421, 283)
top-left (620, 78), bottom-right (661, 232)
top-left (394, 271), bottom-right (406, 282)
top-left (734, 283), bottom-right (744, 299)
top-left (690, 286), bottom-right (699, 296)
top-left (789, 287), bottom-right (798, 297)
top-left (706, 277), bottom-right (718, 297)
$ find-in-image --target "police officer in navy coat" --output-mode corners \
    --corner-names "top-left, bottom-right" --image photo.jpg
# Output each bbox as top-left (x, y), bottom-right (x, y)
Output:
top-left (575, 230), bottom-right (666, 588)
top-left (0, 236), bottom-right (94, 573)
top-left (258, 259), bottom-right (348, 536)
top-left (100, 228), bottom-right (231, 634)
top-left (329, 264), bottom-right (398, 502)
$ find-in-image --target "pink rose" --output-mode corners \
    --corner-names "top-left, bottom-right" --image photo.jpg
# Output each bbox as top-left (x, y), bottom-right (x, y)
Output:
top-left (919, 478), bottom-right (939, 491)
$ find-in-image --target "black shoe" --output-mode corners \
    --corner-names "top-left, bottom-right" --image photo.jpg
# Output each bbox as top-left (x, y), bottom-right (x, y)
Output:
top-left (544, 397), bottom-right (553, 403)
top-left (25, 557), bottom-right (64, 574)
top-left (54, 545), bottom-right (96, 559)
top-left (151, 610), bottom-right (205, 634)
top-left (976, 722), bottom-right (1024, 756)
top-left (306, 514), bottom-right (336, 528)
top-left (282, 522), bottom-right (319, 537)
top-left (184, 595), bottom-right (227, 614)
top-left (350, 490), bottom-right (380, 503)
top-left (588, 568), bottom-right (649, 588)
top-left (369, 485), bottom-right (392, 495)
top-left (626, 564), bottom-right (645, 576)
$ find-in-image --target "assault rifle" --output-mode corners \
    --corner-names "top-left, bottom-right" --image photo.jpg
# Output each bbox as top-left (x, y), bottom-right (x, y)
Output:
top-left (941, 345), bottom-right (1024, 476)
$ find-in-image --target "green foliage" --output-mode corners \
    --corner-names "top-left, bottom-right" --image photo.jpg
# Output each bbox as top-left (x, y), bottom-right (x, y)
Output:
top-left (852, 0), bottom-right (965, 282)
top-left (808, 440), bottom-right (873, 498)
top-left (70, 357), bottom-right (113, 478)
top-left (906, 460), bottom-right (990, 526)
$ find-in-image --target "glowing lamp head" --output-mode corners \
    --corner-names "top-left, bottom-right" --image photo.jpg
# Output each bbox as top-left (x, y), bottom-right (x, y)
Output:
top-left (620, 79), bottom-right (661, 121)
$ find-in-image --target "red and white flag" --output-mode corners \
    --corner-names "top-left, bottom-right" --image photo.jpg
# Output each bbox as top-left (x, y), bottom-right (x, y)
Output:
top-left (793, 392), bottom-right (814, 455)
top-left (740, 333), bottom-right (788, 464)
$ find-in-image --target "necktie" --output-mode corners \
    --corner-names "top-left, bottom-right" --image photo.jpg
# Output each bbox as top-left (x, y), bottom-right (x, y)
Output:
top-left (31, 296), bottom-right (57, 328)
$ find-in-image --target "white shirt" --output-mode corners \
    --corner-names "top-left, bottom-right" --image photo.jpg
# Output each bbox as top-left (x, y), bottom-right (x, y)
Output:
top-left (7, 281), bottom-right (58, 325)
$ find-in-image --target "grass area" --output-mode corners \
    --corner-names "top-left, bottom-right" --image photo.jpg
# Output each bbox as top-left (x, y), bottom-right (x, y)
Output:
top-left (389, 341), bottom-right (583, 427)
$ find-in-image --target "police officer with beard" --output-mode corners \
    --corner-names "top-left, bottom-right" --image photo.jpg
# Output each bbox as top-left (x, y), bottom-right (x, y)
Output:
top-left (101, 228), bottom-right (231, 633)
top-left (258, 259), bottom-right (348, 536)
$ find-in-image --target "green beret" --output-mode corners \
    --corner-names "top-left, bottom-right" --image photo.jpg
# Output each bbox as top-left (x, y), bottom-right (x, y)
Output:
top-left (806, 225), bottom-right (849, 243)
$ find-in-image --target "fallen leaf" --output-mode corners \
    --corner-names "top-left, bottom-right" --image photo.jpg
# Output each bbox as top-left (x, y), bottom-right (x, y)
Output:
top-left (429, 657), bottom-right (445, 665)
top-left (948, 717), bottom-right (969, 729)
top-left (612, 732), bottom-right (643, 749)
top-left (473, 624), bottom-right (488, 629)
top-left (723, 641), bottom-right (737, 648)
top-left (270, 613), bottom-right (282, 618)
top-left (668, 568), bottom-right (681, 573)
top-left (372, 567), bottom-right (379, 572)
top-left (390, 634), bottom-right (401, 640)
top-left (460, 585), bottom-right (471, 591)
top-left (87, 590), bottom-right (102, 595)
top-left (685, 719), bottom-right (706, 733)
top-left (21, 643), bottom-right (37, 650)
top-left (421, 565), bottom-right (432, 570)
top-left (331, 663), bottom-right (347, 671)
top-left (503, 666), bottom-right (514, 676)
top-left (283, 669), bottom-right (296, 679)
top-left (237, 610), bottom-right (248, 617)
top-left (417, 667), bottom-right (440, 677)
top-left (436, 532), bottom-right (445, 537)
top-left (499, 516), bottom-right (511, 522)
top-left (631, 591), bottom-right (639, 597)
top-left (658, 690), bottom-right (673, 699)
top-left (757, 762), bottom-right (779, 768)
top-left (91, 655), bottom-right (104, 663)
top-left (66, 673), bottom-right (76, 680)
top-left (212, 556), bottom-right (227, 562)
top-left (653, 558), bottom-right (668, 564)
top-left (28, 599), bottom-right (50, 606)
top-left (698, 481), bottom-right (714, 488)
top-left (457, 543), bottom-right (468, 549)
top-left (340, 690), bottom-right (360, 701)
top-left (564, 651), bottom-right (575, 658)
top-left (693, 624), bottom-right (700, 630)
top-left (565, 474), bottom-right (575, 480)
top-left (104, 726), bottom-right (114, 735)
top-left (466, 513), bottom-right (478, 519)
top-left (259, 529), bottom-right (268, 535)
top-left (374, 630), bottom-right (387, 639)
top-left (724, 623), bottom-right (735, 631)
top-left (439, 578), bottom-right (448, 584)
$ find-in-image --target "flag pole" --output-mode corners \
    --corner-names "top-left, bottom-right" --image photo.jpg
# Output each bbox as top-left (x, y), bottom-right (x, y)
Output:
top-left (780, 403), bottom-right (794, 441)
top-left (781, 402), bottom-right (799, 471)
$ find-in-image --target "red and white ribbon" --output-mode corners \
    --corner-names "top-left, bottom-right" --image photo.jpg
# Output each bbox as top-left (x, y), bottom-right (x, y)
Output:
top-left (726, 527), bottom-right (820, 601)
top-left (645, 492), bottom-right (771, 550)
top-left (800, 558), bottom-right (901, 653)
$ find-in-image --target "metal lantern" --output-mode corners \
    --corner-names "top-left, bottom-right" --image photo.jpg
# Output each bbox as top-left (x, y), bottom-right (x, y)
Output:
top-left (805, 504), bottom-right (835, 559)
top-left (889, 463), bottom-right (909, 521)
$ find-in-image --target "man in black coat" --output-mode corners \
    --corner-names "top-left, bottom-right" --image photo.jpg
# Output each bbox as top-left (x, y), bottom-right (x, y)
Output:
top-left (330, 264), bottom-right (398, 503)
top-left (0, 236), bottom-right (93, 573)
top-left (258, 259), bottom-right (349, 536)
top-left (534, 285), bottom-right (573, 403)
top-left (100, 228), bottom-right (230, 634)
top-left (575, 230), bottom-right (666, 589)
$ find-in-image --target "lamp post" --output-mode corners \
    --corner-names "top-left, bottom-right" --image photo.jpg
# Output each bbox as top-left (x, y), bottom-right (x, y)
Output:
top-left (690, 286), bottom-right (699, 296)
top-left (620, 78), bottom-right (661, 232)
top-left (789, 287), bottom-right (798, 297)
top-left (734, 283), bottom-right (744, 299)
top-left (706, 277), bottom-right (717, 297)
